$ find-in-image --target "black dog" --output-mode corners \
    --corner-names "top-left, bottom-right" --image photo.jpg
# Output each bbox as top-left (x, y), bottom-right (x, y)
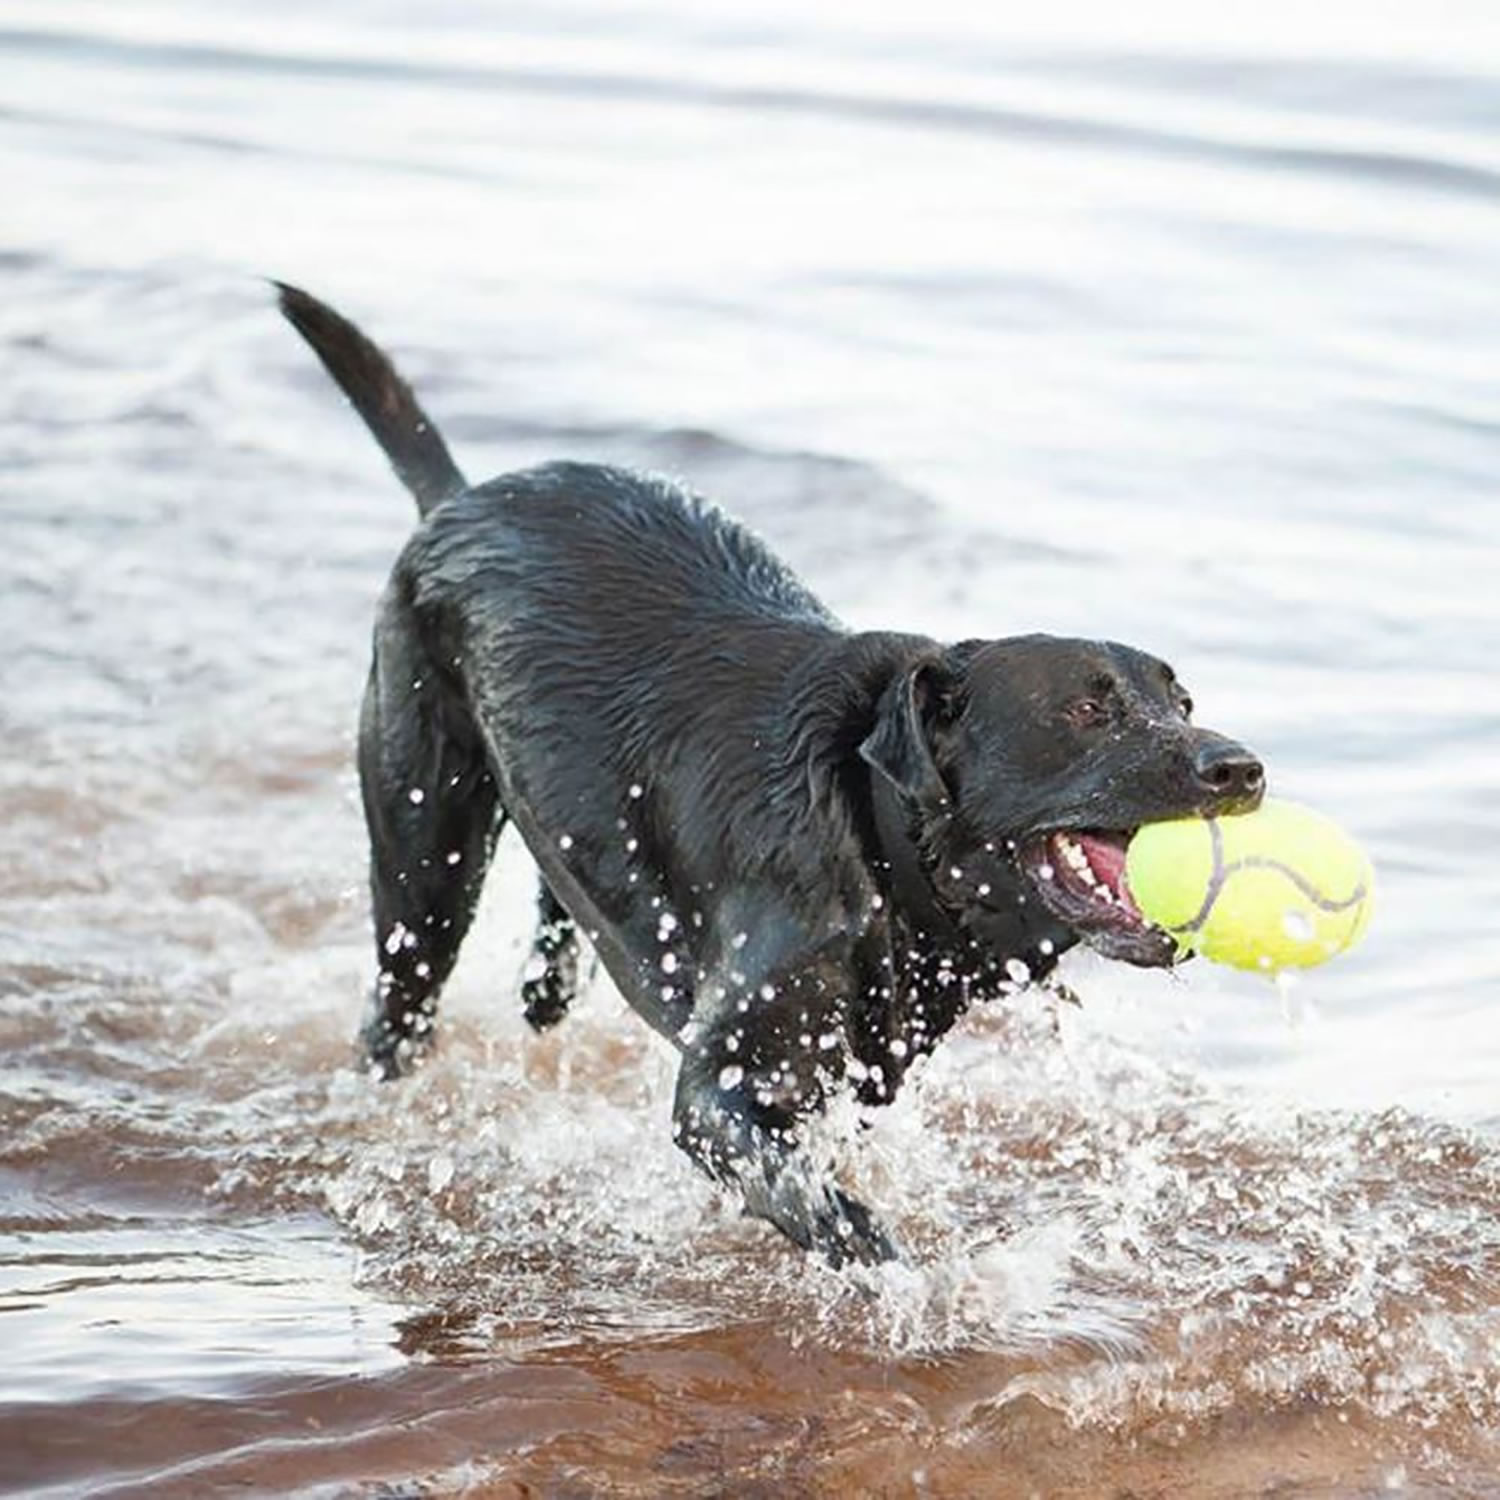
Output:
top-left (278, 285), bottom-right (1264, 1267)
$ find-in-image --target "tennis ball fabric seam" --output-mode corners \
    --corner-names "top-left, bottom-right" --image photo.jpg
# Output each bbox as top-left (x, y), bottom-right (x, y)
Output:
top-left (1169, 817), bottom-right (1371, 938)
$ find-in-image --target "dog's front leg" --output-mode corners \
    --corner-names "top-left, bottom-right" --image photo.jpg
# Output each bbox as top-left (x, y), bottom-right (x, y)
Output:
top-left (671, 947), bottom-right (898, 1269)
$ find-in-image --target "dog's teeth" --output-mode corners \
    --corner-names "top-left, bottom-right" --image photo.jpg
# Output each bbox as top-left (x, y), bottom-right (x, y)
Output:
top-left (1053, 833), bottom-right (1104, 886)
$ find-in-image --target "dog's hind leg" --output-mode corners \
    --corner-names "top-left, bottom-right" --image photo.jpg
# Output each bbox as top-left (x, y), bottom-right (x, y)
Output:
top-left (358, 588), bottom-right (504, 1078)
top-left (521, 880), bottom-right (580, 1031)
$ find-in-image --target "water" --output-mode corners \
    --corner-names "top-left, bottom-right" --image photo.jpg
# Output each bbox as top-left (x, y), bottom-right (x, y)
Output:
top-left (4, 1), bottom-right (1500, 1492)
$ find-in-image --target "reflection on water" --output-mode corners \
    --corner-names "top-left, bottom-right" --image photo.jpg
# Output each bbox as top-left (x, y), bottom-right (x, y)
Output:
top-left (3, 0), bottom-right (1500, 1493)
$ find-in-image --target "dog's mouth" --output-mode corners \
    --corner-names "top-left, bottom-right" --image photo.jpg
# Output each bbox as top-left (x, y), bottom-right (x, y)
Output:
top-left (1018, 829), bottom-right (1179, 967)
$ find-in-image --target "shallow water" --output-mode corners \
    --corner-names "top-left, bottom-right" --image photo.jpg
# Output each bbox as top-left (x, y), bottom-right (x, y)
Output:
top-left (4, 1), bottom-right (1500, 1494)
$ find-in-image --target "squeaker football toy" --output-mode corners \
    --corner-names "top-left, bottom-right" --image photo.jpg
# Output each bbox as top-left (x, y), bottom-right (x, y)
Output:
top-left (1124, 798), bottom-right (1373, 972)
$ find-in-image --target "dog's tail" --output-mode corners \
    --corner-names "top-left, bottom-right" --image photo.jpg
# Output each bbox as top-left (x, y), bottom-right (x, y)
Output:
top-left (274, 282), bottom-right (467, 515)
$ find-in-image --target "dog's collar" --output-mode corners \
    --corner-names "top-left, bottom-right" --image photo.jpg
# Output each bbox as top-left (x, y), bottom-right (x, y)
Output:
top-left (868, 771), bottom-right (970, 949)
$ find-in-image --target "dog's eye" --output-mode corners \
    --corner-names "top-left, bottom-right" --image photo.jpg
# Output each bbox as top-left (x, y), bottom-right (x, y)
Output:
top-left (1178, 694), bottom-right (1194, 718)
top-left (1065, 698), bottom-right (1107, 728)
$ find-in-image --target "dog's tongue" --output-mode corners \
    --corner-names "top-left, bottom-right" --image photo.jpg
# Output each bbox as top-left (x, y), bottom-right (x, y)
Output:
top-left (1076, 832), bottom-right (1136, 910)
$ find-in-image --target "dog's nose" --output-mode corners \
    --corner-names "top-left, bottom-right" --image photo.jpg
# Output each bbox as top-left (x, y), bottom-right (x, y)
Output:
top-left (1193, 738), bottom-right (1264, 812)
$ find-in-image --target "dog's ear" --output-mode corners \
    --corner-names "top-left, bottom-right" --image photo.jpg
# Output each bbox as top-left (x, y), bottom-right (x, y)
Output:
top-left (859, 659), bottom-right (958, 808)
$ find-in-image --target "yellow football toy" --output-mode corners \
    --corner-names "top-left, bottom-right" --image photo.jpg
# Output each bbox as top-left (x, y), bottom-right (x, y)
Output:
top-left (1124, 798), bottom-right (1373, 972)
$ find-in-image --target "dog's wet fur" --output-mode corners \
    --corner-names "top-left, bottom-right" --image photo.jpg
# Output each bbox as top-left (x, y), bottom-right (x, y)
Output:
top-left (278, 284), bottom-right (1265, 1267)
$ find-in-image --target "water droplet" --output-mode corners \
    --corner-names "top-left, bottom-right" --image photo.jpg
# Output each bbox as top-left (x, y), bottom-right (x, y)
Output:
top-left (661, 952), bottom-right (679, 974)
top-left (559, 833), bottom-right (574, 851)
top-left (445, 850), bottom-right (462, 866)
top-left (1281, 908), bottom-right (1314, 941)
top-left (407, 787), bottom-right (425, 805)
top-left (718, 1064), bottom-right (744, 1091)
top-left (628, 783), bottom-right (644, 799)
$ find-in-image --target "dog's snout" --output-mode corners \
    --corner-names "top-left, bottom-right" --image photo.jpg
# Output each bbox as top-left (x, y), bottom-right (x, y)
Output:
top-left (1192, 737), bottom-right (1264, 812)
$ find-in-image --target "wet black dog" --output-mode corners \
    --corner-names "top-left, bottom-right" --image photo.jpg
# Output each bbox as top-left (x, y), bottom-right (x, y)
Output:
top-left (279, 285), bottom-right (1264, 1267)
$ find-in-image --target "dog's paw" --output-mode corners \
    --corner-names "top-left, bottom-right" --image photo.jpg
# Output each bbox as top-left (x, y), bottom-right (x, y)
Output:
top-left (521, 961), bottom-right (575, 1032)
top-left (358, 1011), bottom-right (430, 1081)
top-left (760, 1161), bottom-right (900, 1270)
top-left (817, 1186), bottom-right (899, 1269)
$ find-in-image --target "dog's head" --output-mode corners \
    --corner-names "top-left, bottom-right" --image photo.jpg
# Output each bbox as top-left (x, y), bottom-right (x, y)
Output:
top-left (860, 634), bottom-right (1263, 968)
